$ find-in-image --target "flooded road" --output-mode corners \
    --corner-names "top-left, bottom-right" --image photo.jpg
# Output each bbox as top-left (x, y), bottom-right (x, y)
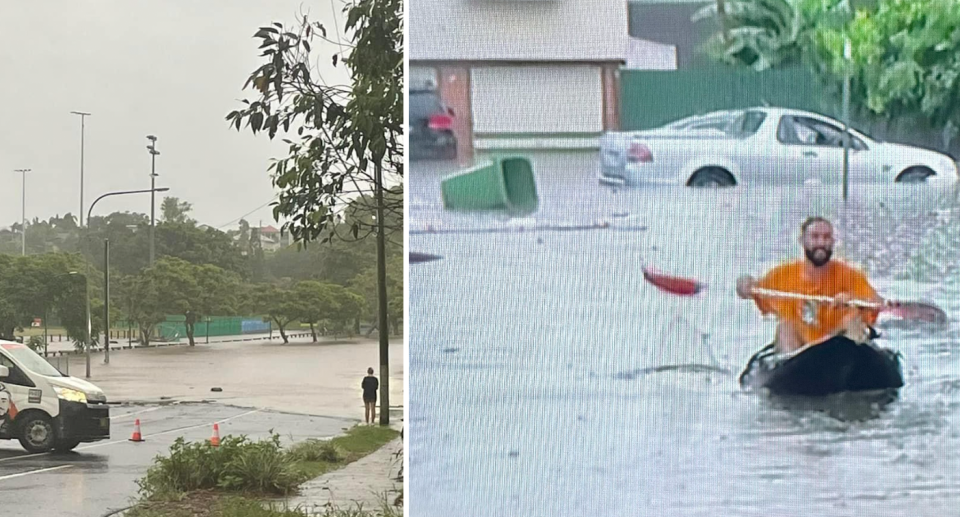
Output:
top-left (409, 153), bottom-right (960, 516)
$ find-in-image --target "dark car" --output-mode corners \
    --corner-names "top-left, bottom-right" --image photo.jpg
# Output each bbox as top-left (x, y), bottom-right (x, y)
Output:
top-left (410, 90), bottom-right (457, 161)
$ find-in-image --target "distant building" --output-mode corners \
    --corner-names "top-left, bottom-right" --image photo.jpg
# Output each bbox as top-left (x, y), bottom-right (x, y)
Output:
top-left (257, 226), bottom-right (292, 252)
top-left (229, 224), bottom-right (291, 253)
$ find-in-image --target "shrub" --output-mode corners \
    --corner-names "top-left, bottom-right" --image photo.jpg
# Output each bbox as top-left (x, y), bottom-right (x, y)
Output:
top-left (137, 433), bottom-right (302, 500)
top-left (287, 439), bottom-right (343, 463)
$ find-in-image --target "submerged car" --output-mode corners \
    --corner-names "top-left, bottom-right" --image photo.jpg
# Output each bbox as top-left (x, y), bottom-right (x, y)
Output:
top-left (599, 107), bottom-right (959, 187)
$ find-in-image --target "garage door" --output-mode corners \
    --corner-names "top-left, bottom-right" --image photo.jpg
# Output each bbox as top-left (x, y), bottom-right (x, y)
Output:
top-left (470, 66), bottom-right (603, 135)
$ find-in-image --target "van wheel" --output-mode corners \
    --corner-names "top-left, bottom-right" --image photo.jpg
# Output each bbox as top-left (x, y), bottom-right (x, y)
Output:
top-left (17, 413), bottom-right (56, 453)
top-left (54, 439), bottom-right (81, 452)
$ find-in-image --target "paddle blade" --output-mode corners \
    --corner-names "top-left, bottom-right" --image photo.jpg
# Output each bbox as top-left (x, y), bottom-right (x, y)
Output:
top-left (883, 302), bottom-right (948, 324)
top-left (409, 252), bottom-right (442, 264)
top-left (642, 267), bottom-right (704, 296)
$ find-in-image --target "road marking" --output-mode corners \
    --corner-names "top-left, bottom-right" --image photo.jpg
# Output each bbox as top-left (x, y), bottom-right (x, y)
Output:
top-left (0, 409), bottom-right (260, 464)
top-left (0, 464), bottom-right (72, 481)
top-left (77, 409), bottom-right (261, 451)
top-left (110, 405), bottom-right (166, 421)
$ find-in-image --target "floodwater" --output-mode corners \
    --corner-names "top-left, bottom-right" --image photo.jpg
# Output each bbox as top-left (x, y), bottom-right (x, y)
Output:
top-left (409, 153), bottom-right (960, 517)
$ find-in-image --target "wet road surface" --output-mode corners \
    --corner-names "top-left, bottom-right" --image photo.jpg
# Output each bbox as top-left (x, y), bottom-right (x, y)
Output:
top-left (0, 403), bottom-right (351, 516)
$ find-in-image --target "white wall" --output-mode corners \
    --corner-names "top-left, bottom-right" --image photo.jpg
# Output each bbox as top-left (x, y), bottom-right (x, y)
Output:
top-left (626, 37), bottom-right (678, 70)
top-left (410, 0), bottom-right (627, 62)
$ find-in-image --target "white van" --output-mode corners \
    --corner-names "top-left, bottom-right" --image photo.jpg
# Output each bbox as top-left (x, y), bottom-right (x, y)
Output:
top-left (0, 339), bottom-right (110, 452)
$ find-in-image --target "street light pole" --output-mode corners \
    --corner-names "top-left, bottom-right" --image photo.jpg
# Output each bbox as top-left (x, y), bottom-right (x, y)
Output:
top-left (14, 169), bottom-right (30, 256)
top-left (71, 111), bottom-right (91, 227)
top-left (84, 186), bottom-right (170, 378)
top-left (146, 136), bottom-right (160, 265)
top-left (104, 239), bottom-right (110, 365)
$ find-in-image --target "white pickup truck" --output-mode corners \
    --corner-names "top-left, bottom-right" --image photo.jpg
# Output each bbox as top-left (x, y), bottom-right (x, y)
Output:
top-left (0, 340), bottom-right (110, 452)
top-left (599, 107), bottom-right (959, 187)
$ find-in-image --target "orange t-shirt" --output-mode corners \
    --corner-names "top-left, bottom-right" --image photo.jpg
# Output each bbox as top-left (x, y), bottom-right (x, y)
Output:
top-left (753, 259), bottom-right (879, 345)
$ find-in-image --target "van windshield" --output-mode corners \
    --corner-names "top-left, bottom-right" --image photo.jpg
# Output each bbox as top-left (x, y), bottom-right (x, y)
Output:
top-left (1, 343), bottom-right (64, 377)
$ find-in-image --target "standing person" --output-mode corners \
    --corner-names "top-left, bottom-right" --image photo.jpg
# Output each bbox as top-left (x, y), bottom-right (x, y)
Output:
top-left (362, 367), bottom-right (379, 424)
top-left (736, 216), bottom-right (887, 353)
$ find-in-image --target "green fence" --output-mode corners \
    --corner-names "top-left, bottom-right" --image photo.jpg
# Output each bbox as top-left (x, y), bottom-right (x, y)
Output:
top-left (620, 67), bottom-right (831, 131)
top-left (114, 316), bottom-right (271, 341)
top-left (619, 67), bottom-right (952, 155)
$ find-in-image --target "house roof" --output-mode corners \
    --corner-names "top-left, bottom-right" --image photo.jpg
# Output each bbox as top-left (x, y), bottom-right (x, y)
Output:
top-left (259, 226), bottom-right (280, 234)
top-left (410, 0), bottom-right (628, 62)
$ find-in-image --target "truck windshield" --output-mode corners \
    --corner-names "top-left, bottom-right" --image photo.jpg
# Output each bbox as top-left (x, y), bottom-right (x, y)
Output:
top-left (1, 343), bottom-right (64, 377)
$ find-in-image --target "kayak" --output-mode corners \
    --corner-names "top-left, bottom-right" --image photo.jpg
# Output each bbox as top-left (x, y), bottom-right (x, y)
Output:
top-left (738, 334), bottom-right (904, 396)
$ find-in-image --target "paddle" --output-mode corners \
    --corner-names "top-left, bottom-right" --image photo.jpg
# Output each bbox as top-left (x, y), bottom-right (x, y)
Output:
top-left (641, 266), bottom-right (948, 324)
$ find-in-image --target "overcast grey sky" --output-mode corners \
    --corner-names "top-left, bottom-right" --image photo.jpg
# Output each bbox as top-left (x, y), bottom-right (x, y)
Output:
top-left (0, 1), bottom-right (350, 232)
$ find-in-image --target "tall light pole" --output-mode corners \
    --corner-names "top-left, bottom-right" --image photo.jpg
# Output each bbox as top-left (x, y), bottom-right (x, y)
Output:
top-left (71, 111), bottom-right (91, 227)
top-left (14, 168), bottom-right (30, 255)
top-left (146, 135), bottom-right (160, 265)
top-left (84, 186), bottom-right (170, 378)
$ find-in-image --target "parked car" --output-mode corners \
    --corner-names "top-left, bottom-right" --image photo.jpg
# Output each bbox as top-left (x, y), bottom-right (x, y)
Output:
top-left (410, 89), bottom-right (457, 161)
top-left (599, 107), bottom-right (959, 187)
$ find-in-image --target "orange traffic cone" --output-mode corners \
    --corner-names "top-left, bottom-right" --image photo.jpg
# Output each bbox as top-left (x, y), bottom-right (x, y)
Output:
top-left (129, 419), bottom-right (145, 442)
top-left (209, 423), bottom-right (220, 447)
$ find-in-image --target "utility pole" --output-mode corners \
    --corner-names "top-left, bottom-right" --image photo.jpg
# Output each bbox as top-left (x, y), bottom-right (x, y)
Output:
top-left (14, 169), bottom-right (30, 255)
top-left (146, 136), bottom-right (160, 264)
top-left (375, 161), bottom-right (390, 426)
top-left (70, 111), bottom-right (91, 226)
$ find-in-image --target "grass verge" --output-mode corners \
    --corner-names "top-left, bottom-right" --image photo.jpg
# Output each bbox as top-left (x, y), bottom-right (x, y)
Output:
top-left (126, 425), bottom-right (401, 517)
top-left (128, 492), bottom-right (403, 516)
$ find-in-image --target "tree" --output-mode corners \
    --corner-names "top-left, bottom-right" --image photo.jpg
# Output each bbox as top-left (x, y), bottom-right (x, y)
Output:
top-left (691, 0), bottom-right (853, 71)
top-left (226, 0), bottom-right (403, 244)
top-left (33, 253), bottom-right (92, 348)
top-left (156, 223), bottom-right (248, 279)
top-left (227, 0), bottom-right (403, 424)
top-left (144, 257), bottom-right (239, 346)
top-left (255, 284), bottom-right (299, 344)
top-left (161, 197), bottom-right (195, 224)
top-left (0, 254), bottom-right (92, 346)
top-left (118, 274), bottom-right (165, 346)
top-left (328, 285), bottom-right (365, 338)
top-left (810, 0), bottom-right (960, 150)
top-left (350, 254), bottom-right (402, 335)
top-left (294, 280), bottom-right (335, 341)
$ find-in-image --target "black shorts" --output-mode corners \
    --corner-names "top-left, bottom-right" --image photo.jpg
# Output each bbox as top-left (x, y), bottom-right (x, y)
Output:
top-left (363, 393), bottom-right (377, 403)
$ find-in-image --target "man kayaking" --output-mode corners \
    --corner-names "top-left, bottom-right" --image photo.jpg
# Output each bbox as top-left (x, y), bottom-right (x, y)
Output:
top-left (736, 216), bottom-right (884, 353)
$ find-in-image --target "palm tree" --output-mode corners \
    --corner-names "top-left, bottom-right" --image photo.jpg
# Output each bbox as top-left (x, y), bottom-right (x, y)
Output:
top-left (692, 0), bottom-right (811, 71)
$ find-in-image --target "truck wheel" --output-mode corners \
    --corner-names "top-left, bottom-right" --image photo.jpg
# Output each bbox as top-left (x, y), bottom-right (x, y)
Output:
top-left (54, 439), bottom-right (82, 452)
top-left (17, 413), bottom-right (56, 453)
